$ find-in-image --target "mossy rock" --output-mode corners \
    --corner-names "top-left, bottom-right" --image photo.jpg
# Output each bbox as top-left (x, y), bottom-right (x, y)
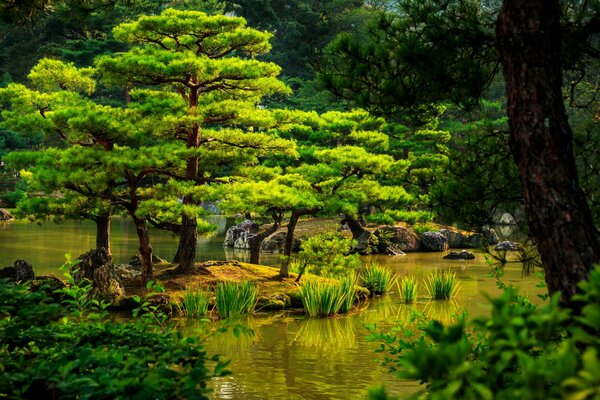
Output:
top-left (354, 285), bottom-right (370, 300)
top-left (257, 293), bottom-right (291, 311)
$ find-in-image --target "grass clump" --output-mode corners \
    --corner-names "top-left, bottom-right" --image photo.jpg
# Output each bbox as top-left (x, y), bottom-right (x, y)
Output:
top-left (300, 277), bottom-right (356, 317)
top-left (180, 288), bottom-right (211, 319)
top-left (397, 276), bottom-right (419, 303)
top-left (425, 270), bottom-right (460, 299)
top-left (215, 279), bottom-right (257, 318)
top-left (360, 263), bottom-right (394, 295)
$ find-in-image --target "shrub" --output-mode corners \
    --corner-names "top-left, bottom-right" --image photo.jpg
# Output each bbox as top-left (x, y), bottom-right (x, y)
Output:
top-left (412, 222), bottom-right (438, 235)
top-left (361, 263), bottom-right (394, 295)
top-left (296, 232), bottom-right (361, 281)
top-left (397, 275), bottom-right (419, 303)
top-left (383, 210), bottom-right (434, 225)
top-left (0, 279), bottom-right (229, 399)
top-left (365, 212), bottom-right (396, 226)
top-left (215, 280), bottom-right (257, 319)
top-left (425, 270), bottom-right (460, 300)
top-left (180, 288), bottom-right (211, 319)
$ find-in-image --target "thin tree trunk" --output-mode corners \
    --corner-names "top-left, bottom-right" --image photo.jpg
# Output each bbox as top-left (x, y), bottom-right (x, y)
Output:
top-left (131, 214), bottom-right (153, 286)
top-left (176, 87), bottom-right (200, 273)
top-left (496, 0), bottom-right (600, 307)
top-left (279, 208), bottom-right (320, 277)
top-left (341, 215), bottom-right (369, 241)
top-left (95, 213), bottom-right (111, 257)
top-left (249, 213), bottom-right (282, 265)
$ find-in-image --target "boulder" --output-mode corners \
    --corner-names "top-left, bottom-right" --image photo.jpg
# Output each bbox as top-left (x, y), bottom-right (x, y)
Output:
top-left (443, 250), bottom-right (475, 260)
top-left (115, 264), bottom-right (142, 280)
top-left (495, 241), bottom-right (522, 251)
top-left (438, 229), bottom-right (464, 248)
top-left (420, 231), bottom-right (449, 252)
top-left (71, 248), bottom-right (125, 304)
top-left (354, 230), bottom-right (377, 254)
top-left (224, 219), bottom-right (259, 248)
top-left (30, 275), bottom-right (67, 300)
top-left (0, 208), bottom-right (13, 221)
top-left (234, 231), bottom-right (253, 249)
top-left (498, 212), bottom-right (517, 225)
top-left (463, 233), bottom-right (483, 248)
top-left (373, 226), bottom-right (420, 253)
top-left (0, 259), bottom-right (35, 281)
top-left (261, 232), bottom-right (302, 253)
top-left (482, 227), bottom-right (499, 245)
top-left (129, 253), bottom-right (167, 268)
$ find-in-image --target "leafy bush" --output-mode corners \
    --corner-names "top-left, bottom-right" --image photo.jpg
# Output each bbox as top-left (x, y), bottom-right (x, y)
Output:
top-left (383, 210), bottom-right (434, 225)
top-left (215, 280), bottom-right (257, 319)
top-left (412, 222), bottom-right (438, 235)
top-left (295, 232), bottom-right (361, 281)
top-left (300, 277), bottom-right (356, 317)
top-left (368, 266), bottom-right (600, 400)
top-left (366, 212), bottom-right (396, 226)
top-left (398, 275), bottom-right (419, 303)
top-left (425, 270), bottom-right (460, 300)
top-left (361, 262), bottom-right (395, 295)
top-left (0, 279), bottom-right (229, 399)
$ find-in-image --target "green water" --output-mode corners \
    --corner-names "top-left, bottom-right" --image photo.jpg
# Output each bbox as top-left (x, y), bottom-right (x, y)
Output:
top-left (0, 218), bottom-right (541, 399)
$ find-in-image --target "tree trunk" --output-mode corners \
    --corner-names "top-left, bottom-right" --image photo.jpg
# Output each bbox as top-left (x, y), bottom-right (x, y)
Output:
top-left (341, 215), bottom-right (369, 241)
top-left (131, 214), bottom-right (153, 286)
top-left (249, 214), bottom-right (282, 265)
top-left (95, 213), bottom-right (111, 257)
top-left (279, 212), bottom-right (301, 278)
top-left (176, 87), bottom-right (200, 273)
top-left (496, 0), bottom-right (600, 307)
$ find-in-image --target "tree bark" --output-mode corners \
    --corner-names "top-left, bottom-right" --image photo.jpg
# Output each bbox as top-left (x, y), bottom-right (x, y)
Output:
top-left (279, 208), bottom-right (320, 277)
top-left (176, 87), bottom-right (200, 273)
top-left (340, 215), bottom-right (369, 242)
top-left (95, 213), bottom-right (111, 257)
top-left (496, 0), bottom-right (600, 307)
top-left (249, 213), bottom-right (282, 265)
top-left (131, 214), bottom-right (153, 286)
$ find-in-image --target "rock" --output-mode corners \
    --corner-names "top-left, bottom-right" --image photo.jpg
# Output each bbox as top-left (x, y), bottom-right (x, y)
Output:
top-left (129, 253), bottom-right (167, 268)
top-left (234, 231), bottom-right (253, 249)
top-left (0, 208), bottom-right (13, 221)
top-left (443, 250), bottom-right (475, 260)
top-left (463, 233), bottom-right (483, 248)
top-left (71, 248), bottom-right (125, 304)
top-left (373, 226), bottom-right (421, 253)
top-left (261, 232), bottom-right (302, 253)
top-left (30, 275), bottom-right (67, 299)
top-left (354, 230), bottom-right (376, 254)
top-left (0, 259), bottom-right (35, 281)
top-left (495, 241), bottom-right (522, 251)
top-left (224, 219), bottom-right (259, 248)
top-left (498, 212), bottom-right (517, 225)
top-left (115, 264), bottom-right (142, 280)
top-left (482, 227), bottom-right (499, 245)
top-left (438, 229), bottom-right (464, 248)
top-left (420, 231), bottom-right (449, 252)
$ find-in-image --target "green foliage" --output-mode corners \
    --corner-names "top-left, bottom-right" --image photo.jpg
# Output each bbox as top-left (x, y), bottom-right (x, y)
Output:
top-left (365, 212), bottom-right (396, 226)
top-left (369, 267), bottom-right (600, 399)
top-left (398, 275), bottom-right (419, 303)
top-left (412, 222), bottom-right (437, 235)
top-left (179, 288), bottom-right (211, 319)
top-left (296, 232), bottom-right (361, 279)
top-left (215, 280), bottom-right (257, 319)
top-left (425, 270), bottom-right (460, 300)
top-left (300, 276), bottom-right (356, 317)
top-left (0, 278), bottom-right (229, 399)
top-left (382, 209), bottom-right (435, 225)
top-left (360, 262), bottom-right (394, 295)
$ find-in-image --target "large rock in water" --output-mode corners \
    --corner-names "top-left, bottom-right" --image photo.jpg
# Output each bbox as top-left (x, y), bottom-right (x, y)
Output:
top-left (373, 226), bottom-right (420, 253)
top-left (0, 259), bottom-right (35, 281)
top-left (224, 219), bottom-right (259, 249)
top-left (438, 229), bottom-right (464, 248)
top-left (261, 232), bottom-right (302, 253)
top-left (71, 248), bottom-right (125, 304)
top-left (495, 241), bottom-right (522, 251)
top-left (420, 231), bottom-right (449, 252)
top-left (443, 250), bottom-right (476, 260)
top-left (0, 208), bottom-right (13, 221)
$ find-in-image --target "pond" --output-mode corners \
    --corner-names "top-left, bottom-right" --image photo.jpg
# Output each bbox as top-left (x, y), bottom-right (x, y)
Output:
top-left (0, 217), bottom-right (542, 399)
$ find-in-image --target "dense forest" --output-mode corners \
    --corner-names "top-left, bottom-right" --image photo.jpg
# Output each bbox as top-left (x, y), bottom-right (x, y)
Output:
top-left (1, 0), bottom-right (600, 399)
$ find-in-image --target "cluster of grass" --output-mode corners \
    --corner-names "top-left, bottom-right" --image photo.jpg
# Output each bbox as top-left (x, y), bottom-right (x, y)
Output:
top-left (179, 288), bottom-right (211, 319)
top-left (300, 276), bottom-right (356, 317)
top-left (398, 276), bottom-right (419, 303)
top-left (425, 270), bottom-right (460, 299)
top-left (215, 280), bottom-right (257, 318)
top-left (360, 263), bottom-right (394, 295)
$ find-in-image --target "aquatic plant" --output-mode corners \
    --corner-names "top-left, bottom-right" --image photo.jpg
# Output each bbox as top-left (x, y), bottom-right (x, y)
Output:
top-left (215, 280), bottom-right (257, 318)
top-left (300, 278), bottom-right (356, 317)
top-left (397, 275), bottom-right (419, 303)
top-left (425, 270), bottom-right (460, 300)
top-left (360, 263), bottom-right (394, 295)
top-left (180, 288), bottom-right (211, 319)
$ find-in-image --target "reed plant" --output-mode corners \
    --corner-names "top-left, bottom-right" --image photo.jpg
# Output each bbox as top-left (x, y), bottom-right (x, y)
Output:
top-left (180, 288), bottom-right (211, 319)
top-left (360, 263), bottom-right (394, 295)
top-left (397, 276), bottom-right (419, 303)
top-left (215, 279), bottom-right (257, 318)
top-left (425, 270), bottom-right (460, 299)
top-left (300, 278), bottom-right (356, 317)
